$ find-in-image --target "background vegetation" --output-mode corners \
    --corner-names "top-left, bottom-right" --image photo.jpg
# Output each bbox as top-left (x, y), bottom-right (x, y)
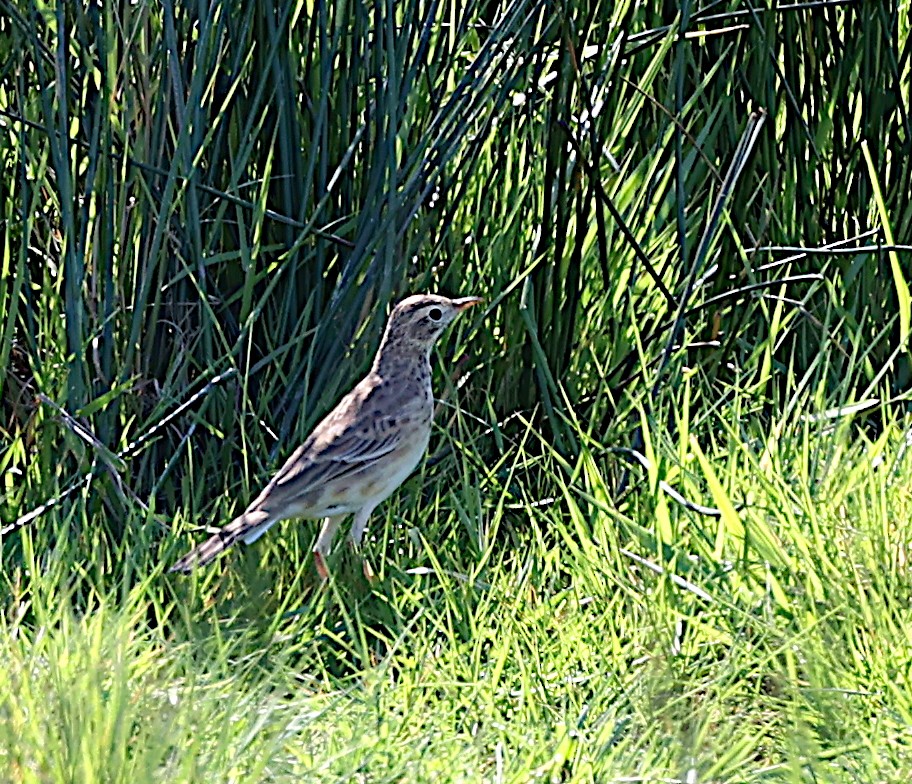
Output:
top-left (1, 0), bottom-right (911, 780)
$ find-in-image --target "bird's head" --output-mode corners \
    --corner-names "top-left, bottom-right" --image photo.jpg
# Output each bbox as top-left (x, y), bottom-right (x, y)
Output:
top-left (375, 293), bottom-right (482, 367)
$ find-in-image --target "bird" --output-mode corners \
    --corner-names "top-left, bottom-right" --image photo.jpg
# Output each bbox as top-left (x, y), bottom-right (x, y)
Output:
top-left (170, 293), bottom-right (482, 579)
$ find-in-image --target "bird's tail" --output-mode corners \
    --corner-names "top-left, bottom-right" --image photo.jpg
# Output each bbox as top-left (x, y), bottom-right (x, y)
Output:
top-left (169, 509), bottom-right (273, 573)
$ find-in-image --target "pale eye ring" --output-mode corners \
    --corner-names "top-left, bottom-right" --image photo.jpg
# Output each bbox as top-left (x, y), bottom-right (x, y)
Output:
top-left (428, 307), bottom-right (443, 321)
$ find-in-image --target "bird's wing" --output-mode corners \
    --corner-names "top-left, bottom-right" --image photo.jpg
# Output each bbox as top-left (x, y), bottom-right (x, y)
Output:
top-left (271, 426), bottom-right (402, 492)
top-left (250, 379), bottom-right (427, 510)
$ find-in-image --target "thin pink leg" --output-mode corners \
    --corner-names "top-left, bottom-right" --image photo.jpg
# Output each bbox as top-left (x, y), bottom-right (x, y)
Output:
top-left (313, 550), bottom-right (329, 582)
top-left (313, 515), bottom-right (345, 581)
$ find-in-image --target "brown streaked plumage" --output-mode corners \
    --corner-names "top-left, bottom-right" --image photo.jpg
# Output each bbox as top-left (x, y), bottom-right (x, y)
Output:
top-left (170, 293), bottom-right (482, 578)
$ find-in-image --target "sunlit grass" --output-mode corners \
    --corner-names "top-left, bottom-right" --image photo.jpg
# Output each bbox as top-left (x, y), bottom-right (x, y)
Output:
top-left (3, 402), bottom-right (912, 781)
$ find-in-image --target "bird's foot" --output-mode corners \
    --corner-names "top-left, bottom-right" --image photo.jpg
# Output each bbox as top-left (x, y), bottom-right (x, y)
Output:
top-left (313, 550), bottom-right (329, 582)
top-left (347, 537), bottom-right (375, 583)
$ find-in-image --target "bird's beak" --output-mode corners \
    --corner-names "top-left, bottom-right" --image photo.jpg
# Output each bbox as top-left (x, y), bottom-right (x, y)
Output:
top-left (453, 296), bottom-right (484, 311)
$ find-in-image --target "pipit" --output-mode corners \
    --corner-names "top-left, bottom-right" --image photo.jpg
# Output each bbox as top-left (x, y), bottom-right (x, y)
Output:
top-left (170, 293), bottom-right (482, 579)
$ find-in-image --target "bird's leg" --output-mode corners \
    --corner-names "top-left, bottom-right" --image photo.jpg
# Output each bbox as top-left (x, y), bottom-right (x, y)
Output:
top-left (313, 515), bottom-right (345, 581)
top-left (348, 504), bottom-right (378, 582)
top-left (348, 503), bottom-right (378, 551)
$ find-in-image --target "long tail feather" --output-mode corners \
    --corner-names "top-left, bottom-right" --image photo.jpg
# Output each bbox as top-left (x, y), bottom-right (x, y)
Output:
top-left (169, 509), bottom-right (272, 573)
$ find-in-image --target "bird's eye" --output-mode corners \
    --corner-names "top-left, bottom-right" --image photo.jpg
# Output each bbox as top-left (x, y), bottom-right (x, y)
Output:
top-left (428, 307), bottom-right (443, 321)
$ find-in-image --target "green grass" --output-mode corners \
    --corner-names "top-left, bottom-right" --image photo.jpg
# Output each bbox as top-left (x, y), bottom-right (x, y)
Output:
top-left (2, 0), bottom-right (912, 780)
top-left (3, 405), bottom-right (912, 781)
